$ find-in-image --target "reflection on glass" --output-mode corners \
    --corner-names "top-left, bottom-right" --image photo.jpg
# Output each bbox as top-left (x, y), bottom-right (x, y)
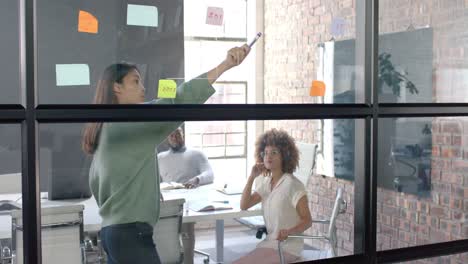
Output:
top-left (34, 119), bottom-right (360, 262)
top-left (379, 0), bottom-right (468, 103)
top-left (394, 253), bottom-right (468, 264)
top-left (0, 1), bottom-right (20, 104)
top-left (0, 124), bottom-right (21, 263)
top-left (377, 117), bottom-right (468, 251)
top-left (34, 0), bottom-right (370, 105)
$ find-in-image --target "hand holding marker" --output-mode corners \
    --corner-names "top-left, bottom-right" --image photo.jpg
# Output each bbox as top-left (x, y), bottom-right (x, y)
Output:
top-left (248, 32), bottom-right (262, 48)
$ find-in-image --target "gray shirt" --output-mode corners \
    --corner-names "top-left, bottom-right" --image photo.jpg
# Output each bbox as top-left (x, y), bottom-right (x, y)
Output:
top-left (157, 147), bottom-right (214, 185)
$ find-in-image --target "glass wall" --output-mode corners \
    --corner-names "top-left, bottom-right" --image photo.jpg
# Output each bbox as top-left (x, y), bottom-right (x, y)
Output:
top-left (34, 0), bottom-right (364, 105)
top-left (0, 124), bottom-right (22, 263)
top-left (0, 0), bottom-right (467, 263)
top-left (0, 0), bottom-right (21, 104)
top-left (36, 118), bottom-right (362, 262)
top-left (379, 0), bottom-right (468, 103)
top-left (377, 117), bottom-right (468, 253)
top-left (395, 253), bottom-right (468, 264)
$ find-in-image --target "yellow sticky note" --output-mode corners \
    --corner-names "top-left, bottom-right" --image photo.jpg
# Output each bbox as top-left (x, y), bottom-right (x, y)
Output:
top-left (78, 10), bottom-right (98, 34)
top-left (158, 79), bottom-right (177, 98)
top-left (310, 80), bottom-right (326, 96)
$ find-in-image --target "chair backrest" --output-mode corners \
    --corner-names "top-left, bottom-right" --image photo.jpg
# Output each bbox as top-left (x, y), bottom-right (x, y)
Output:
top-left (326, 187), bottom-right (347, 256)
top-left (295, 142), bottom-right (318, 187)
top-left (153, 198), bottom-right (185, 264)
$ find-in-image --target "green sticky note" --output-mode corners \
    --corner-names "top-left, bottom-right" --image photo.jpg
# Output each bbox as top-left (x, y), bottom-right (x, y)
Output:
top-left (55, 64), bottom-right (90, 86)
top-left (158, 79), bottom-right (177, 98)
top-left (127, 4), bottom-right (158, 27)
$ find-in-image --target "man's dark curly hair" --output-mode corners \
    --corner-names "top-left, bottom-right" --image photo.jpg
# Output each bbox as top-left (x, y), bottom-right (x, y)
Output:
top-left (254, 128), bottom-right (299, 174)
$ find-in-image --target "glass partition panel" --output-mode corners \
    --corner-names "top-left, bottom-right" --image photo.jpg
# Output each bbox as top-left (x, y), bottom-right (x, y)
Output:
top-left (394, 253), bottom-right (467, 264)
top-left (377, 117), bottom-right (468, 251)
top-left (0, 0), bottom-right (21, 104)
top-left (379, 0), bottom-right (468, 103)
top-left (0, 124), bottom-right (22, 263)
top-left (39, 118), bottom-right (363, 262)
top-left (36, 0), bottom-right (364, 105)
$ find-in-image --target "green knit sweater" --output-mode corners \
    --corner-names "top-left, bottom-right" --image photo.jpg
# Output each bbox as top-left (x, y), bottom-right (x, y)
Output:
top-left (89, 74), bottom-right (215, 227)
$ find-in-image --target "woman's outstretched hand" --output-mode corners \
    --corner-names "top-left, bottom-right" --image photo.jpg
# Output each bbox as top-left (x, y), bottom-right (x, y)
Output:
top-left (207, 44), bottom-right (251, 84)
top-left (224, 44), bottom-right (250, 69)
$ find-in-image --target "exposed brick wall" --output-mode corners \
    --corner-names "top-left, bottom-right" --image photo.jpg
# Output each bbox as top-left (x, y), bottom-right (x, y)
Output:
top-left (263, 0), bottom-right (468, 263)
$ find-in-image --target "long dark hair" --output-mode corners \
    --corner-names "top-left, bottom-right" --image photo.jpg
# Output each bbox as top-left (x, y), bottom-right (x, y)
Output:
top-left (81, 63), bottom-right (139, 155)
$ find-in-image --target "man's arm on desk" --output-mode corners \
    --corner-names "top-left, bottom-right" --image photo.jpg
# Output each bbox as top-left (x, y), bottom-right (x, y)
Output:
top-left (184, 150), bottom-right (214, 188)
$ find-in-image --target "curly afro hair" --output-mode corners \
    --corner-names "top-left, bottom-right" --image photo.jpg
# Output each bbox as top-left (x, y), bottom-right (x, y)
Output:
top-left (254, 128), bottom-right (299, 174)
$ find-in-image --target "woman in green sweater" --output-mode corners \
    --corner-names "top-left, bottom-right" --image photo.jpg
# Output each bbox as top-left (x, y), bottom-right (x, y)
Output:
top-left (81, 45), bottom-right (250, 264)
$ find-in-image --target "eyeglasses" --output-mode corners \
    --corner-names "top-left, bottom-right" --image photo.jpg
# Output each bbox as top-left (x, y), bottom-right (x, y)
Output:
top-left (260, 150), bottom-right (280, 158)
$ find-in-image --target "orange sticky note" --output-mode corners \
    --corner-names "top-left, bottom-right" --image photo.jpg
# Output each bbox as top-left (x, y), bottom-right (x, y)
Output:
top-left (310, 80), bottom-right (326, 96)
top-left (78, 10), bottom-right (98, 34)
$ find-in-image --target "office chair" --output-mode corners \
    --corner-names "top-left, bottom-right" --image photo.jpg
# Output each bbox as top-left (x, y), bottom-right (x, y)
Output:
top-left (278, 187), bottom-right (347, 263)
top-left (235, 143), bottom-right (318, 239)
top-left (154, 198), bottom-right (185, 264)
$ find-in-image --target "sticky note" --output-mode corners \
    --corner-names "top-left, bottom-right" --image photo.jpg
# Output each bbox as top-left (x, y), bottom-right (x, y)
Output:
top-left (158, 79), bottom-right (177, 98)
top-left (78, 11), bottom-right (98, 34)
top-left (331, 17), bottom-right (346, 37)
top-left (127, 4), bottom-right (158, 27)
top-left (310, 80), bottom-right (326, 96)
top-left (206, 7), bottom-right (224, 26)
top-left (55, 64), bottom-right (90, 86)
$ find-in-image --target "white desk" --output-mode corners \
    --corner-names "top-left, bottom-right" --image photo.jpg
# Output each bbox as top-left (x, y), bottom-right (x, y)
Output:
top-left (162, 185), bottom-right (262, 263)
top-left (0, 186), bottom-right (261, 263)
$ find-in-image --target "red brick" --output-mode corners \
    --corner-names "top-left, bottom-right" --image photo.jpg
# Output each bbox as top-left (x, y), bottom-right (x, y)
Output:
top-left (452, 159), bottom-right (468, 172)
top-left (450, 197), bottom-right (463, 210)
top-left (398, 230), bottom-right (416, 243)
top-left (434, 134), bottom-right (452, 145)
top-left (411, 223), bottom-right (429, 236)
top-left (462, 225), bottom-right (468, 237)
top-left (431, 169), bottom-right (442, 180)
top-left (430, 205), bottom-right (449, 218)
top-left (440, 219), bottom-right (450, 232)
top-left (429, 227), bottom-right (450, 243)
top-left (417, 201), bottom-right (429, 213)
top-left (441, 121), bottom-right (462, 134)
top-left (382, 205), bottom-right (399, 217)
top-left (453, 135), bottom-right (462, 146)
top-left (432, 182), bottom-right (451, 193)
top-left (431, 159), bottom-right (452, 170)
top-left (432, 122), bottom-right (440, 133)
top-left (430, 216), bottom-right (440, 229)
top-left (451, 186), bottom-right (468, 198)
top-left (441, 146), bottom-right (461, 158)
top-left (380, 224), bottom-right (398, 237)
top-left (440, 194), bottom-right (451, 206)
top-left (432, 146), bottom-right (441, 156)
top-left (419, 213), bottom-right (428, 225)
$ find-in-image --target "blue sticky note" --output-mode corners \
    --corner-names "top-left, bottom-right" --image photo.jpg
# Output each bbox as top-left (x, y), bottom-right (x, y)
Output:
top-left (55, 64), bottom-right (90, 86)
top-left (127, 4), bottom-right (158, 27)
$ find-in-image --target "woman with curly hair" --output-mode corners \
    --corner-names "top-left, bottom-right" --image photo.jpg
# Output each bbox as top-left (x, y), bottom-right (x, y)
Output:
top-left (234, 129), bottom-right (312, 264)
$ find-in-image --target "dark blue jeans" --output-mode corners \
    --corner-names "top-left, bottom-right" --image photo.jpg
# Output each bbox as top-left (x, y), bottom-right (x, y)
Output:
top-left (100, 222), bottom-right (162, 264)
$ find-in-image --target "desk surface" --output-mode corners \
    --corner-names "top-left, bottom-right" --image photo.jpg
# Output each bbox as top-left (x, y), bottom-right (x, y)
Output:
top-left (0, 185), bottom-right (261, 237)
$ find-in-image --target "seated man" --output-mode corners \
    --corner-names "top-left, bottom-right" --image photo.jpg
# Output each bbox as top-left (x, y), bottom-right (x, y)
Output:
top-left (158, 127), bottom-right (214, 264)
top-left (158, 127), bottom-right (214, 188)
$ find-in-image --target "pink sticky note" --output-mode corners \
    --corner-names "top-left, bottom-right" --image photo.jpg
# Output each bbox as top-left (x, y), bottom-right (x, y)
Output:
top-left (206, 7), bottom-right (224, 26)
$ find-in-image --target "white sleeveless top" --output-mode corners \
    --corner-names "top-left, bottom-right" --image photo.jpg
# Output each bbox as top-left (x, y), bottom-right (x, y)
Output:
top-left (253, 173), bottom-right (307, 256)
